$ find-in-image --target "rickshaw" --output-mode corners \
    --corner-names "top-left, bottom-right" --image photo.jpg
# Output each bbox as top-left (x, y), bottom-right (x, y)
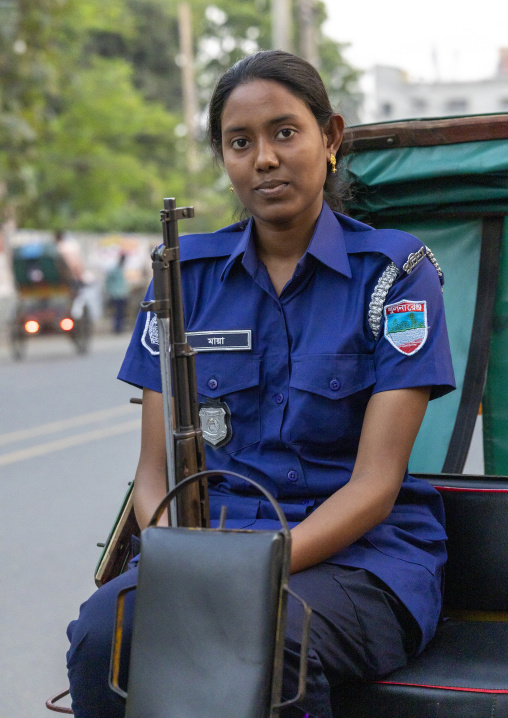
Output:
top-left (48, 115), bottom-right (508, 717)
top-left (10, 242), bottom-right (92, 360)
top-left (328, 112), bottom-right (508, 716)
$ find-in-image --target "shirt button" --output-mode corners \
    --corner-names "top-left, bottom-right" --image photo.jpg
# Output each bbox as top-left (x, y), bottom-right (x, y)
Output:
top-left (207, 378), bottom-right (218, 390)
top-left (274, 393), bottom-right (284, 404)
top-left (287, 470), bottom-right (298, 482)
top-left (329, 379), bottom-right (341, 391)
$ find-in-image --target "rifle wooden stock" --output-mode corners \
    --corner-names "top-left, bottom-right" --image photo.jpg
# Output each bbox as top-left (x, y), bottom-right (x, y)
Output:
top-left (95, 482), bottom-right (139, 587)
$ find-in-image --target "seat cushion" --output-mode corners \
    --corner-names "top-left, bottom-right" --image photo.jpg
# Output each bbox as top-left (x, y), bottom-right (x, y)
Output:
top-left (333, 620), bottom-right (508, 718)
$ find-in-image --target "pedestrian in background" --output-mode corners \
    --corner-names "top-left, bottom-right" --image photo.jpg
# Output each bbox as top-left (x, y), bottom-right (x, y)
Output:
top-left (105, 252), bottom-right (129, 333)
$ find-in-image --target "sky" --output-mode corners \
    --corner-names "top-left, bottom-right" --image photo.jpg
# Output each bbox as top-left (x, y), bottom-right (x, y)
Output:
top-left (323, 0), bottom-right (508, 82)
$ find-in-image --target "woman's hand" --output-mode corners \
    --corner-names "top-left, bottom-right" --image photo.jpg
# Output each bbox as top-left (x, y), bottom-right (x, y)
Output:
top-left (133, 388), bottom-right (168, 529)
top-left (289, 386), bottom-right (431, 574)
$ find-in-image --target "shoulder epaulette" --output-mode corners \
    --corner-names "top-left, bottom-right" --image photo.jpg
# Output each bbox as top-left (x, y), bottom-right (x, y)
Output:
top-left (339, 220), bottom-right (444, 338)
top-left (343, 226), bottom-right (443, 281)
top-left (343, 227), bottom-right (425, 269)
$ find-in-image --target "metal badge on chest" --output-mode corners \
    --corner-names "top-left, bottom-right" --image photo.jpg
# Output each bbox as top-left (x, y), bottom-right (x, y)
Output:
top-left (199, 399), bottom-right (232, 448)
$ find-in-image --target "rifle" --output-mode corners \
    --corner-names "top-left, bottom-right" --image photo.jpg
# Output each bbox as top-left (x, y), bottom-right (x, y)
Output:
top-left (102, 200), bottom-right (310, 718)
top-left (95, 198), bottom-right (209, 586)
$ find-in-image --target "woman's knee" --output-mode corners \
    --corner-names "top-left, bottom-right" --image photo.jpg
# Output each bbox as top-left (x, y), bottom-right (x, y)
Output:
top-left (68, 571), bottom-right (137, 656)
top-left (67, 570), bottom-right (138, 716)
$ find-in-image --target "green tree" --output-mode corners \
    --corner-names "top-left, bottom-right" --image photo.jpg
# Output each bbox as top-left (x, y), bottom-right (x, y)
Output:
top-left (0, 0), bottom-right (186, 231)
top-left (33, 56), bottom-right (183, 232)
top-left (0, 0), bottom-right (360, 233)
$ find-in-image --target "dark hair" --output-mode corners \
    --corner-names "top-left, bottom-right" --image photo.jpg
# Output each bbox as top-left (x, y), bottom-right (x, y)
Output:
top-left (208, 50), bottom-right (349, 212)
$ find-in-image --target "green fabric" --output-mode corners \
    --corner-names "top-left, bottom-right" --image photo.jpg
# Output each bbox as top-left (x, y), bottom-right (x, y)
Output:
top-left (345, 140), bottom-right (508, 220)
top-left (372, 219), bottom-right (481, 473)
top-left (347, 140), bottom-right (508, 185)
top-left (344, 135), bottom-right (508, 475)
top-left (483, 219), bottom-right (508, 474)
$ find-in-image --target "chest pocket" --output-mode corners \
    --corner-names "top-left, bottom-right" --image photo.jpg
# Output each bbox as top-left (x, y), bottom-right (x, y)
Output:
top-left (195, 353), bottom-right (261, 454)
top-left (288, 354), bottom-right (375, 447)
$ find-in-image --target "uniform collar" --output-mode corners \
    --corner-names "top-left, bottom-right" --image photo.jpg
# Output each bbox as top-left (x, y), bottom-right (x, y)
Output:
top-left (220, 202), bottom-right (352, 281)
top-left (306, 202), bottom-right (352, 278)
top-left (220, 218), bottom-right (254, 281)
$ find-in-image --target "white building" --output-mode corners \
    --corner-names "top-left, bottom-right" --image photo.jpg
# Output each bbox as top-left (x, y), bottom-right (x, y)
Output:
top-left (360, 48), bottom-right (508, 124)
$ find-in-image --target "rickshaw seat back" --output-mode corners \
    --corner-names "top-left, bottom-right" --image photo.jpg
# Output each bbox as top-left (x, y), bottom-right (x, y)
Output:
top-left (435, 476), bottom-right (508, 612)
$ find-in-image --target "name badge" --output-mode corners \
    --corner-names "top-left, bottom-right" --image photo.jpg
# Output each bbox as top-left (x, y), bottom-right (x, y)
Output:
top-left (185, 330), bottom-right (251, 352)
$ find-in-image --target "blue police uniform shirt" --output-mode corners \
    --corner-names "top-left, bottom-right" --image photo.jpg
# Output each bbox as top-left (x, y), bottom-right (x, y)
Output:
top-left (119, 202), bottom-right (456, 650)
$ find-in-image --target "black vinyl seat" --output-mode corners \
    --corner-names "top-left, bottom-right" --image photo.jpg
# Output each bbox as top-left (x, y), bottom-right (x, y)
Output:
top-left (333, 475), bottom-right (508, 718)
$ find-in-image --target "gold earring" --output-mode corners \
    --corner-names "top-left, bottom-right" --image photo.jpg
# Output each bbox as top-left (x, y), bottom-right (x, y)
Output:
top-left (329, 153), bottom-right (337, 173)
top-left (229, 185), bottom-right (234, 192)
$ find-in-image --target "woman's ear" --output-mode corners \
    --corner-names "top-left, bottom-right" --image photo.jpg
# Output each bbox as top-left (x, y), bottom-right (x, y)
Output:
top-left (325, 114), bottom-right (345, 154)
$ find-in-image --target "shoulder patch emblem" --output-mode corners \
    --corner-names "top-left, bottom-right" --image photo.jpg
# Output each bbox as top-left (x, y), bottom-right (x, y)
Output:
top-left (141, 312), bottom-right (160, 356)
top-left (384, 300), bottom-right (428, 356)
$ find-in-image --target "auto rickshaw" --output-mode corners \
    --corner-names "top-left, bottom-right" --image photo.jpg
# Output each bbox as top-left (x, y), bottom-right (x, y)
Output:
top-left (10, 242), bottom-right (92, 360)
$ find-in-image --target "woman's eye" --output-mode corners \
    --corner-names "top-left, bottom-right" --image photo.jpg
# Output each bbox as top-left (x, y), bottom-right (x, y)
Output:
top-left (276, 128), bottom-right (296, 139)
top-left (231, 138), bottom-right (249, 149)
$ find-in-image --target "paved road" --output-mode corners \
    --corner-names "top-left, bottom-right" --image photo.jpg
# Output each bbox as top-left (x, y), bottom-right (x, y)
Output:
top-left (0, 331), bottom-right (142, 717)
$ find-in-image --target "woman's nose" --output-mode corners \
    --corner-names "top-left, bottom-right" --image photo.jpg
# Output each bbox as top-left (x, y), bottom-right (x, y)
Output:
top-left (254, 140), bottom-right (279, 171)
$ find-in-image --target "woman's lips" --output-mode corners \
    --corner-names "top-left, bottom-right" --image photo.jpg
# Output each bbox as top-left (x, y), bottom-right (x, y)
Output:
top-left (255, 182), bottom-right (289, 198)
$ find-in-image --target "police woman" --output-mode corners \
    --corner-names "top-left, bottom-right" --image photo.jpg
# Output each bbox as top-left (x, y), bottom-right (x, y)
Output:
top-left (67, 51), bottom-right (455, 718)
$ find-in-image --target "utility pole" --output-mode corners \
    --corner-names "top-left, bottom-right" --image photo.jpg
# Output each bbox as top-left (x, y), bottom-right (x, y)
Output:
top-left (271, 0), bottom-right (292, 52)
top-left (297, 0), bottom-right (319, 68)
top-left (178, 3), bottom-right (199, 172)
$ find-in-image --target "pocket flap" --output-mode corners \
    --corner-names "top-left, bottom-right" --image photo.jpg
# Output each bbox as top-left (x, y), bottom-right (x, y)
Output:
top-left (290, 354), bottom-right (375, 399)
top-left (196, 353), bottom-right (260, 398)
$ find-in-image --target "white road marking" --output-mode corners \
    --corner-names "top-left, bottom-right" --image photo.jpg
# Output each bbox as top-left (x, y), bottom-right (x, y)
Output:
top-left (0, 419), bottom-right (140, 466)
top-left (0, 404), bottom-right (138, 446)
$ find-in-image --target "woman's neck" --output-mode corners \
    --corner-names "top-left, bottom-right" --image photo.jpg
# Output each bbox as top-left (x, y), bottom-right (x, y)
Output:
top-left (253, 219), bottom-right (318, 296)
top-left (253, 213), bottom-right (318, 263)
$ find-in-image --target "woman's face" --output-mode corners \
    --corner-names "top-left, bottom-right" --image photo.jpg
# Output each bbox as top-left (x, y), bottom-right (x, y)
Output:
top-left (221, 79), bottom-right (342, 235)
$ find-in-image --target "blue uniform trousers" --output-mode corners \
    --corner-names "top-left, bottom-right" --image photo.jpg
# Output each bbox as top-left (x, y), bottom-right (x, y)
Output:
top-left (66, 563), bottom-right (420, 718)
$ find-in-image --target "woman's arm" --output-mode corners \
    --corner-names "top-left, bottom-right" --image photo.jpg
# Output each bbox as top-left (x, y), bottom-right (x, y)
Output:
top-left (133, 386), bottom-right (429, 554)
top-left (133, 388), bottom-right (168, 530)
top-left (289, 386), bottom-right (431, 574)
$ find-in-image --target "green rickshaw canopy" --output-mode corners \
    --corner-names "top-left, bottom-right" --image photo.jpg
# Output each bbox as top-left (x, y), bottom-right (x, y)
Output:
top-left (342, 115), bottom-right (508, 475)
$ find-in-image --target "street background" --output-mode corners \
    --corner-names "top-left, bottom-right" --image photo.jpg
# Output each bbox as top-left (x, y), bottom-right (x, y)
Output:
top-left (0, 330), bottom-right (142, 717)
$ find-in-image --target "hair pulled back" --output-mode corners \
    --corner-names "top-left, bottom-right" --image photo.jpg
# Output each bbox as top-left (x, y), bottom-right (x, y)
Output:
top-left (208, 50), bottom-right (349, 212)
